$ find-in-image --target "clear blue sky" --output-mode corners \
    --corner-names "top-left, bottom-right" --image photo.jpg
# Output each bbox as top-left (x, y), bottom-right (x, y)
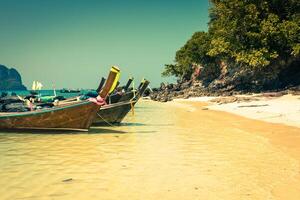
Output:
top-left (0, 0), bottom-right (209, 89)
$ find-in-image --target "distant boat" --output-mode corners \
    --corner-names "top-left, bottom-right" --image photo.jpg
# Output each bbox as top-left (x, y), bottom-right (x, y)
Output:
top-left (36, 81), bottom-right (43, 90)
top-left (31, 81), bottom-right (43, 91)
top-left (30, 81), bottom-right (43, 95)
top-left (60, 88), bottom-right (81, 93)
top-left (31, 81), bottom-right (36, 91)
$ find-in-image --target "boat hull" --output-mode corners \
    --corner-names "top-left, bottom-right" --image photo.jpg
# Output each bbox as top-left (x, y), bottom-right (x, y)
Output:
top-left (94, 80), bottom-right (149, 125)
top-left (106, 91), bottom-right (135, 104)
top-left (0, 101), bottom-right (100, 131)
top-left (93, 101), bottom-right (135, 125)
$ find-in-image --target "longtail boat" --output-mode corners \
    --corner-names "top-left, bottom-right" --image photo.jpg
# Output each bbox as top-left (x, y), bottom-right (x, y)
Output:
top-left (106, 77), bottom-right (135, 104)
top-left (96, 77), bottom-right (106, 93)
top-left (93, 79), bottom-right (150, 125)
top-left (0, 66), bottom-right (120, 132)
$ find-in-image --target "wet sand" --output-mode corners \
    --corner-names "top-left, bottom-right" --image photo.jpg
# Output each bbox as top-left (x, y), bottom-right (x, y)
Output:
top-left (0, 100), bottom-right (300, 199)
top-left (172, 100), bottom-right (300, 199)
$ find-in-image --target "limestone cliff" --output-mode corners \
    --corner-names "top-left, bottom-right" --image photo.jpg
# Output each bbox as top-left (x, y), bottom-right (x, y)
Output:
top-left (0, 64), bottom-right (27, 90)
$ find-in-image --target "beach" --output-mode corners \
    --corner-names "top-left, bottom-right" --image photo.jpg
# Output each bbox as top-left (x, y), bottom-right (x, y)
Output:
top-left (179, 94), bottom-right (300, 128)
top-left (1, 99), bottom-right (300, 199)
top-left (171, 97), bottom-right (300, 199)
top-left (1, 0), bottom-right (299, 199)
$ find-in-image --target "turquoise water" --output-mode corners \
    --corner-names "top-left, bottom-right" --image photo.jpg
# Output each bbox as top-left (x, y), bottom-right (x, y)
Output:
top-left (0, 90), bottom-right (89, 99)
top-left (0, 100), bottom-right (299, 199)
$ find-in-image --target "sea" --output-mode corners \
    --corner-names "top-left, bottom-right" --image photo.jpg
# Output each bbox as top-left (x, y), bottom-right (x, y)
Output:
top-left (0, 90), bottom-right (90, 99)
top-left (0, 98), bottom-right (299, 199)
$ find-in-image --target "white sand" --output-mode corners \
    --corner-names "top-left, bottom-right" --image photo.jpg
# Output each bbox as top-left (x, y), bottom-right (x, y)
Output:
top-left (183, 94), bottom-right (300, 128)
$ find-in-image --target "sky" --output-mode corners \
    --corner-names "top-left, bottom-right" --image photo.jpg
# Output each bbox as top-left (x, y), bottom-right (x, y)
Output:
top-left (0, 0), bottom-right (209, 89)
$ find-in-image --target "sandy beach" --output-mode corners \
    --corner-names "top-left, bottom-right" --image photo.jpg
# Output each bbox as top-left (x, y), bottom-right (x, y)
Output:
top-left (170, 98), bottom-right (300, 199)
top-left (177, 94), bottom-right (300, 128)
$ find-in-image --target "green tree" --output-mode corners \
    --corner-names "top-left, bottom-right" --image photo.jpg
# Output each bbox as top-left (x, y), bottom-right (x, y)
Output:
top-left (162, 31), bottom-right (216, 80)
top-left (163, 0), bottom-right (300, 88)
top-left (208, 0), bottom-right (300, 68)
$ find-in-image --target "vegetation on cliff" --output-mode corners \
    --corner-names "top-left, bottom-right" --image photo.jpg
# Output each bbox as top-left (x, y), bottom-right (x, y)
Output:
top-left (163, 0), bottom-right (300, 91)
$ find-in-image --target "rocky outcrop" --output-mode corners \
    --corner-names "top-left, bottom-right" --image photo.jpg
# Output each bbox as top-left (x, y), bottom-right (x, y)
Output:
top-left (150, 79), bottom-right (300, 103)
top-left (152, 56), bottom-right (300, 102)
top-left (0, 65), bottom-right (27, 90)
top-left (150, 80), bottom-right (217, 102)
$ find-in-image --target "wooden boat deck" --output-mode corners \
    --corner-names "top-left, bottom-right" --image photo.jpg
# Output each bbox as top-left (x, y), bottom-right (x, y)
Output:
top-left (0, 100), bottom-right (100, 131)
top-left (0, 100), bottom-right (90, 117)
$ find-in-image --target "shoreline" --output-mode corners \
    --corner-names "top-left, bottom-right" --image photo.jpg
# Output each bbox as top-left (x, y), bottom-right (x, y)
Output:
top-left (166, 98), bottom-right (300, 199)
top-left (1, 99), bottom-right (300, 199)
top-left (172, 94), bottom-right (300, 129)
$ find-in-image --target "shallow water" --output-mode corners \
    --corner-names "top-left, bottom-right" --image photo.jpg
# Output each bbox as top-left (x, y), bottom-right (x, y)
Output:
top-left (0, 100), bottom-right (299, 200)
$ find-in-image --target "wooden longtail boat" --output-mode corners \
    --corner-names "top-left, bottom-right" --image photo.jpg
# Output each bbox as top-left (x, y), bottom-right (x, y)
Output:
top-left (93, 101), bottom-right (134, 125)
top-left (105, 77), bottom-right (135, 104)
top-left (106, 90), bottom-right (135, 104)
top-left (96, 77), bottom-right (106, 93)
top-left (0, 101), bottom-right (99, 131)
top-left (0, 66), bottom-right (120, 132)
top-left (93, 79), bottom-right (150, 125)
top-left (123, 77), bottom-right (133, 91)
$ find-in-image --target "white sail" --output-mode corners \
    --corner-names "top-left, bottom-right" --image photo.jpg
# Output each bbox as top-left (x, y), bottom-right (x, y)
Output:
top-left (36, 81), bottom-right (43, 90)
top-left (53, 83), bottom-right (57, 96)
top-left (36, 81), bottom-right (39, 90)
top-left (32, 81), bottom-right (37, 90)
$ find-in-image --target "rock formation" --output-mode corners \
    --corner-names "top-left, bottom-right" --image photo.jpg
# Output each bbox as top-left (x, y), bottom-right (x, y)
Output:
top-left (0, 64), bottom-right (27, 90)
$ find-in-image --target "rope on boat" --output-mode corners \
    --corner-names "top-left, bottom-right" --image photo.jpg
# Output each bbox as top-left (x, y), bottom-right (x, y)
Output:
top-left (130, 80), bottom-right (137, 116)
top-left (147, 85), bottom-right (153, 92)
top-left (130, 100), bottom-right (135, 116)
top-left (97, 112), bottom-right (116, 127)
top-left (108, 95), bottom-right (111, 104)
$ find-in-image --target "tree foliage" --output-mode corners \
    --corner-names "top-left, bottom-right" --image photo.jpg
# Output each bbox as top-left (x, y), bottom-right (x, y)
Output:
top-left (163, 0), bottom-right (300, 88)
top-left (209, 0), bottom-right (299, 67)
